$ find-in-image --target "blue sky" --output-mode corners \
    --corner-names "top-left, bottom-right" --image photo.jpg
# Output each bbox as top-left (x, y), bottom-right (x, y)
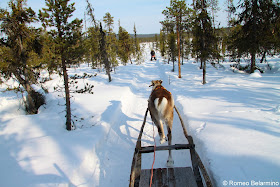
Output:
top-left (0, 0), bottom-right (229, 34)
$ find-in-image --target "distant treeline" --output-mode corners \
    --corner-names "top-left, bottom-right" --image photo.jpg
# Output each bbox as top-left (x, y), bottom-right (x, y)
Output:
top-left (130, 34), bottom-right (158, 43)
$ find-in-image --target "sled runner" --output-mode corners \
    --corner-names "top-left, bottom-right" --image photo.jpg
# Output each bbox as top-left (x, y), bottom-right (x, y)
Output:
top-left (129, 106), bottom-right (213, 187)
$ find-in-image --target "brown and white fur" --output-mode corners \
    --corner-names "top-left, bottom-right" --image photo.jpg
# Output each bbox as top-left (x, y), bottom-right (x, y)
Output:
top-left (148, 80), bottom-right (174, 167)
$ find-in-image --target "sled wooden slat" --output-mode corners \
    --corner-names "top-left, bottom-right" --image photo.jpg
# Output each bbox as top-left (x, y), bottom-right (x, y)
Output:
top-left (139, 167), bottom-right (198, 187)
top-left (140, 144), bottom-right (194, 153)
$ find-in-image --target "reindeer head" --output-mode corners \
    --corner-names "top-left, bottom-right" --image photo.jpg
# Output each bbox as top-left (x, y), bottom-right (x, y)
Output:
top-left (149, 80), bottom-right (163, 90)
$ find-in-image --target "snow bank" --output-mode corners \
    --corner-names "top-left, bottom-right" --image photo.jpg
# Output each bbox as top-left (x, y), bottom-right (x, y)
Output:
top-left (249, 70), bottom-right (262, 78)
top-left (269, 61), bottom-right (280, 73)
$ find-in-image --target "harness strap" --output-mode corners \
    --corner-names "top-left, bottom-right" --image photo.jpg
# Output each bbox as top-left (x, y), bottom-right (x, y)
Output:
top-left (153, 85), bottom-right (172, 95)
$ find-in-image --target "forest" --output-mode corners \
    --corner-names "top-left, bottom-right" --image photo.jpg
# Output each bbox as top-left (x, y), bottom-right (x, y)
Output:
top-left (0, 0), bottom-right (280, 128)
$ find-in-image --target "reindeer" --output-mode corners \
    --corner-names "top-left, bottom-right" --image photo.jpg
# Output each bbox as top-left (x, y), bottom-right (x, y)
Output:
top-left (148, 80), bottom-right (174, 167)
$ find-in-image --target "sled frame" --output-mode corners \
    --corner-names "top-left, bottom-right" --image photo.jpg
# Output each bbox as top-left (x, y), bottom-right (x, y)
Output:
top-left (129, 106), bottom-right (213, 187)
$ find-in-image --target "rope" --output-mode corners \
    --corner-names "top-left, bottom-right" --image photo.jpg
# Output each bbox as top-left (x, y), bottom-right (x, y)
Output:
top-left (150, 122), bottom-right (156, 187)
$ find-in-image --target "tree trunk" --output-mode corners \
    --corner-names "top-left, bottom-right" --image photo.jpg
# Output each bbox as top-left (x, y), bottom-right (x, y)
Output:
top-left (250, 52), bottom-right (256, 73)
top-left (202, 59), bottom-right (206, 84)
top-left (100, 23), bottom-right (112, 82)
top-left (260, 50), bottom-right (266, 63)
top-left (181, 37), bottom-right (184, 65)
top-left (25, 85), bottom-right (38, 114)
top-left (16, 35), bottom-right (44, 114)
top-left (172, 55), bottom-right (175, 72)
top-left (13, 71), bottom-right (45, 114)
top-left (177, 24), bottom-right (181, 78)
top-left (62, 58), bottom-right (72, 131)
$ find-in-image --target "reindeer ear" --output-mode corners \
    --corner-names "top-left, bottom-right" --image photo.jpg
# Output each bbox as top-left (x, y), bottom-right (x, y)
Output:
top-left (160, 80), bottom-right (163, 84)
top-left (149, 80), bottom-right (154, 87)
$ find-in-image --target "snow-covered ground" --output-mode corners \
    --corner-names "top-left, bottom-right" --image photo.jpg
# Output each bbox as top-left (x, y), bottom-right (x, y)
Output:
top-left (0, 43), bottom-right (280, 187)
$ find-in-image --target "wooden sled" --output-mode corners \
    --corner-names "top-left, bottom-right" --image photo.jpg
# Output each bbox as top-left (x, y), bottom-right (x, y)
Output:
top-left (129, 106), bottom-right (213, 187)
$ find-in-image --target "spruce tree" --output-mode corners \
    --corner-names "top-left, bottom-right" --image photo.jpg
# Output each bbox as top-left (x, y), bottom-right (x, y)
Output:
top-left (103, 12), bottom-right (114, 33)
top-left (229, 0), bottom-right (280, 73)
top-left (133, 23), bottom-right (143, 64)
top-left (103, 12), bottom-right (118, 69)
top-left (192, 0), bottom-right (218, 84)
top-left (0, 0), bottom-right (45, 114)
top-left (161, 20), bottom-right (177, 71)
top-left (159, 29), bottom-right (167, 58)
top-left (39, 0), bottom-right (83, 130)
top-left (133, 23), bottom-right (140, 55)
top-left (84, 27), bottom-right (101, 68)
top-left (118, 25), bottom-right (133, 65)
top-left (99, 23), bottom-right (112, 82)
top-left (85, 0), bottom-right (101, 68)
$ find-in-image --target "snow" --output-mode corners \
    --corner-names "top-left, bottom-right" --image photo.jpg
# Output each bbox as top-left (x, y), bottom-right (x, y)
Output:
top-left (1, 43), bottom-right (280, 187)
top-left (249, 70), bottom-right (262, 78)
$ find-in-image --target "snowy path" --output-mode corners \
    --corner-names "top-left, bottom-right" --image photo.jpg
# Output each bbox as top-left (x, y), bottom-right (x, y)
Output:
top-left (1, 43), bottom-right (280, 187)
top-left (91, 56), bottom-right (193, 186)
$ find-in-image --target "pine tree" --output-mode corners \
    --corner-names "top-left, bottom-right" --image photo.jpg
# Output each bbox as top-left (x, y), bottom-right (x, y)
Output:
top-left (209, 0), bottom-right (220, 30)
top-left (161, 20), bottom-right (177, 71)
top-left (183, 33), bottom-right (191, 62)
top-left (133, 24), bottom-right (138, 54)
top-left (103, 12), bottom-right (118, 69)
top-left (84, 27), bottom-right (101, 68)
top-left (99, 23), bottom-right (112, 82)
top-left (84, 0), bottom-right (101, 68)
top-left (162, 0), bottom-right (191, 78)
top-left (133, 23), bottom-right (143, 64)
top-left (154, 34), bottom-right (159, 51)
top-left (168, 30), bottom-right (177, 72)
top-left (228, 0), bottom-right (280, 73)
top-left (226, 0), bottom-right (236, 26)
top-left (159, 29), bottom-right (167, 58)
top-left (103, 12), bottom-right (114, 33)
top-left (118, 25), bottom-right (133, 65)
top-left (39, 0), bottom-right (83, 130)
top-left (192, 0), bottom-right (218, 84)
top-left (0, 0), bottom-right (45, 114)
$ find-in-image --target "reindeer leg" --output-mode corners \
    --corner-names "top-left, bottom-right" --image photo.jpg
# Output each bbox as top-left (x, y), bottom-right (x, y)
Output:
top-left (166, 122), bottom-right (174, 167)
top-left (150, 113), bottom-right (165, 144)
top-left (158, 120), bottom-right (167, 144)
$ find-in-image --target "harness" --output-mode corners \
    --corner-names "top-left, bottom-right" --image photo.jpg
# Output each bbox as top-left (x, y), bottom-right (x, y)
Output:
top-left (153, 85), bottom-right (172, 95)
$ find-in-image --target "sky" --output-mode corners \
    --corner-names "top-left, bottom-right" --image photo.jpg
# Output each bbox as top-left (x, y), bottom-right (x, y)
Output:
top-left (0, 0), bottom-right (229, 34)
